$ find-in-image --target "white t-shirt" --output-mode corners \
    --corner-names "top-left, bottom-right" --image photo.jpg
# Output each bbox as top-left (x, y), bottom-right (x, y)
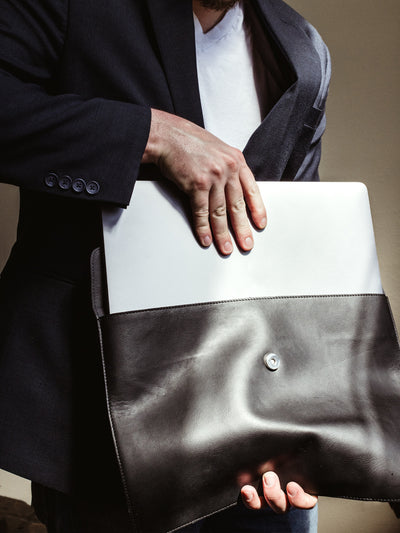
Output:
top-left (194, 2), bottom-right (262, 151)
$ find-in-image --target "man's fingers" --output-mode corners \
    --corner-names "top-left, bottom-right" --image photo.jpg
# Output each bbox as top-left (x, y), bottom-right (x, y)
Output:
top-left (240, 166), bottom-right (267, 230)
top-left (209, 186), bottom-right (233, 255)
top-left (241, 485), bottom-right (266, 510)
top-left (242, 475), bottom-right (317, 515)
top-left (226, 181), bottom-right (254, 252)
top-left (147, 110), bottom-right (267, 251)
top-left (190, 192), bottom-right (212, 248)
top-left (286, 482), bottom-right (318, 509)
top-left (262, 472), bottom-right (289, 514)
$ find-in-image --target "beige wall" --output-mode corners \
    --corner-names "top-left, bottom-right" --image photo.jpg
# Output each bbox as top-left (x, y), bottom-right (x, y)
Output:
top-left (0, 1), bottom-right (399, 531)
top-left (286, 1), bottom-right (400, 531)
top-left (287, 0), bottom-right (400, 322)
top-left (0, 185), bottom-right (18, 270)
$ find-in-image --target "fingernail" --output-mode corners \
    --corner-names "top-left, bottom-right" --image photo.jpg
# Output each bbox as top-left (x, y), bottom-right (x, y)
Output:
top-left (202, 235), bottom-right (211, 247)
top-left (223, 241), bottom-right (233, 254)
top-left (260, 217), bottom-right (267, 228)
top-left (245, 237), bottom-right (253, 249)
top-left (264, 472), bottom-right (275, 487)
top-left (287, 485), bottom-right (298, 497)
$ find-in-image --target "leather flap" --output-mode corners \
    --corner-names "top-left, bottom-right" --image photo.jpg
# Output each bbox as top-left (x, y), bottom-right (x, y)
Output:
top-left (97, 293), bottom-right (400, 533)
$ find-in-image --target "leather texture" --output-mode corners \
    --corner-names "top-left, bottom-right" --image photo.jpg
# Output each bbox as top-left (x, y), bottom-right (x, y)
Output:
top-left (91, 250), bottom-right (400, 533)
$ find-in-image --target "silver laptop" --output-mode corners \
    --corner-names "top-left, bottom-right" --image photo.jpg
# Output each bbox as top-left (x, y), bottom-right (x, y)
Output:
top-left (102, 181), bottom-right (382, 315)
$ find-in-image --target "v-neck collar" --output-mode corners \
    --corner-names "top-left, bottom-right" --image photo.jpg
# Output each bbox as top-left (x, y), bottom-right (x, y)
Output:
top-left (193, 2), bottom-right (243, 53)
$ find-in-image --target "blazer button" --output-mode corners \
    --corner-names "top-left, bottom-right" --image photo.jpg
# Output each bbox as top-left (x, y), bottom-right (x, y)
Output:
top-left (44, 172), bottom-right (58, 188)
top-left (86, 181), bottom-right (100, 195)
top-left (58, 175), bottom-right (72, 190)
top-left (72, 178), bottom-right (86, 193)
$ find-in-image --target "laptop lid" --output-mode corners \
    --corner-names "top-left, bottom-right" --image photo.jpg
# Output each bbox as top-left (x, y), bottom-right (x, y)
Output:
top-left (102, 181), bottom-right (382, 314)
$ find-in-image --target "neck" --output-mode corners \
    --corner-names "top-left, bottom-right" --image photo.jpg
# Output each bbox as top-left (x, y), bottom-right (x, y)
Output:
top-left (192, 1), bottom-right (228, 33)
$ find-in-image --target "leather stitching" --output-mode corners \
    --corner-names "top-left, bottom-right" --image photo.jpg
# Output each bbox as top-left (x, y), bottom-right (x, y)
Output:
top-left (106, 293), bottom-right (387, 318)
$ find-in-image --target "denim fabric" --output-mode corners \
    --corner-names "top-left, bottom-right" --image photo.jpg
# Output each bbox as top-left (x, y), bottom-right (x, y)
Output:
top-left (32, 483), bottom-right (317, 533)
top-left (181, 499), bottom-right (318, 533)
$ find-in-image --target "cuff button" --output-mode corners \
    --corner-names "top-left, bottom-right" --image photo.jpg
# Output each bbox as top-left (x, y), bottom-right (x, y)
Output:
top-left (72, 178), bottom-right (86, 193)
top-left (58, 175), bottom-right (72, 190)
top-left (86, 180), bottom-right (100, 195)
top-left (44, 173), bottom-right (58, 188)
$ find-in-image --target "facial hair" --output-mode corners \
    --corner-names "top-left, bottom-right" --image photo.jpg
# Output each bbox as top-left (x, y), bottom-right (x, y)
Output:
top-left (198, 0), bottom-right (240, 10)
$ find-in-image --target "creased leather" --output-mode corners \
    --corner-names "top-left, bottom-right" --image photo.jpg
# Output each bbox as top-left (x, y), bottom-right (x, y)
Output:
top-left (94, 289), bottom-right (400, 533)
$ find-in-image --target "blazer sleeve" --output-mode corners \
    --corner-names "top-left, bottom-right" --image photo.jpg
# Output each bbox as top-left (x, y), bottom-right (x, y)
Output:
top-left (294, 27), bottom-right (331, 182)
top-left (293, 113), bottom-right (326, 181)
top-left (0, 0), bottom-right (150, 207)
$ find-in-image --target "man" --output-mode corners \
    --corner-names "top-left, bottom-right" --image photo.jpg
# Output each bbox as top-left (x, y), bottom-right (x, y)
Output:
top-left (0, 0), bottom-right (329, 531)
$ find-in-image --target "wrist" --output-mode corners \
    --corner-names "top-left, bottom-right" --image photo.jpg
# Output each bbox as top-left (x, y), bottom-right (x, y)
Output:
top-left (141, 108), bottom-right (161, 165)
top-left (142, 108), bottom-right (197, 167)
top-left (142, 108), bottom-right (178, 165)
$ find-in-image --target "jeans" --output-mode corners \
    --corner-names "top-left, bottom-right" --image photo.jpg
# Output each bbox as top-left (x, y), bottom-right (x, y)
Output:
top-left (180, 499), bottom-right (318, 533)
top-left (32, 482), bottom-right (318, 533)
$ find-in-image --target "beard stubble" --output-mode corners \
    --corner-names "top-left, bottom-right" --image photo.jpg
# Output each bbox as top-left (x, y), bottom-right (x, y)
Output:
top-left (197, 0), bottom-right (240, 10)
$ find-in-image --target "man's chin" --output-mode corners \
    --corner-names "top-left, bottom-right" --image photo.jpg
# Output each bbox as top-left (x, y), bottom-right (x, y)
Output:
top-left (198, 0), bottom-right (240, 11)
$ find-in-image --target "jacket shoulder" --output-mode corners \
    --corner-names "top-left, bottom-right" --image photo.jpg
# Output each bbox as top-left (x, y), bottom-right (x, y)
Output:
top-left (267, 0), bottom-right (324, 37)
top-left (268, 0), bottom-right (331, 92)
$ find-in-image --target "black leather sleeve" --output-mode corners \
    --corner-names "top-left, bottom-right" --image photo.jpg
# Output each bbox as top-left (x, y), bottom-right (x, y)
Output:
top-left (0, 0), bottom-right (150, 207)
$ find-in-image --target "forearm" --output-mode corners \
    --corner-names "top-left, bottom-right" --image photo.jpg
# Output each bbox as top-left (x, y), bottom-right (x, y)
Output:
top-left (0, 70), bottom-right (151, 206)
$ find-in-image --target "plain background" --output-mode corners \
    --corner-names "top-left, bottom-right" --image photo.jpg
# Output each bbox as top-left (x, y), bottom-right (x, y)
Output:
top-left (0, 0), bottom-right (399, 531)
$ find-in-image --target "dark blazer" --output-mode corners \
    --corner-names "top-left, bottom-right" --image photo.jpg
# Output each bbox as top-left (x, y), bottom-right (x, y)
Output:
top-left (0, 0), bottom-right (330, 498)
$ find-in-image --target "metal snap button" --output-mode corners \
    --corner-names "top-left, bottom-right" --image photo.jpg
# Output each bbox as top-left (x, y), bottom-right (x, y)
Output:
top-left (263, 353), bottom-right (280, 371)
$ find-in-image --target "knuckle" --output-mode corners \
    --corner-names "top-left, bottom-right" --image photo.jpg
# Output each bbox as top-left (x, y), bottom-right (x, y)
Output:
top-left (226, 156), bottom-right (239, 173)
top-left (210, 162), bottom-right (224, 179)
top-left (193, 206), bottom-right (209, 219)
top-left (192, 205), bottom-right (210, 229)
top-left (235, 149), bottom-right (246, 165)
top-left (231, 147), bottom-right (244, 160)
top-left (246, 182), bottom-right (259, 198)
top-left (230, 196), bottom-right (246, 214)
top-left (211, 204), bottom-right (227, 219)
top-left (192, 175), bottom-right (210, 191)
top-left (195, 221), bottom-right (210, 235)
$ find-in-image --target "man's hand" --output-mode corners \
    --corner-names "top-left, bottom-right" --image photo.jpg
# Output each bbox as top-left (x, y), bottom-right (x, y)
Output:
top-left (142, 109), bottom-right (267, 255)
top-left (241, 472), bottom-right (318, 513)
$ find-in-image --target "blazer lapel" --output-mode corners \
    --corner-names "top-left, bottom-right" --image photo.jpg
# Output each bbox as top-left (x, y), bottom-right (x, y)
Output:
top-left (146, 0), bottom-right (204, 127)
top-left (146, 0), bottom-right (323, 180)
top-left (244, 0), bottom-right (323, 180)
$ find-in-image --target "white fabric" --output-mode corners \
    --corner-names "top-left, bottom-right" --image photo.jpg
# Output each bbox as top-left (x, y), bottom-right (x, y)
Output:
top-left (194, 2), bottom-right (262, 150)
